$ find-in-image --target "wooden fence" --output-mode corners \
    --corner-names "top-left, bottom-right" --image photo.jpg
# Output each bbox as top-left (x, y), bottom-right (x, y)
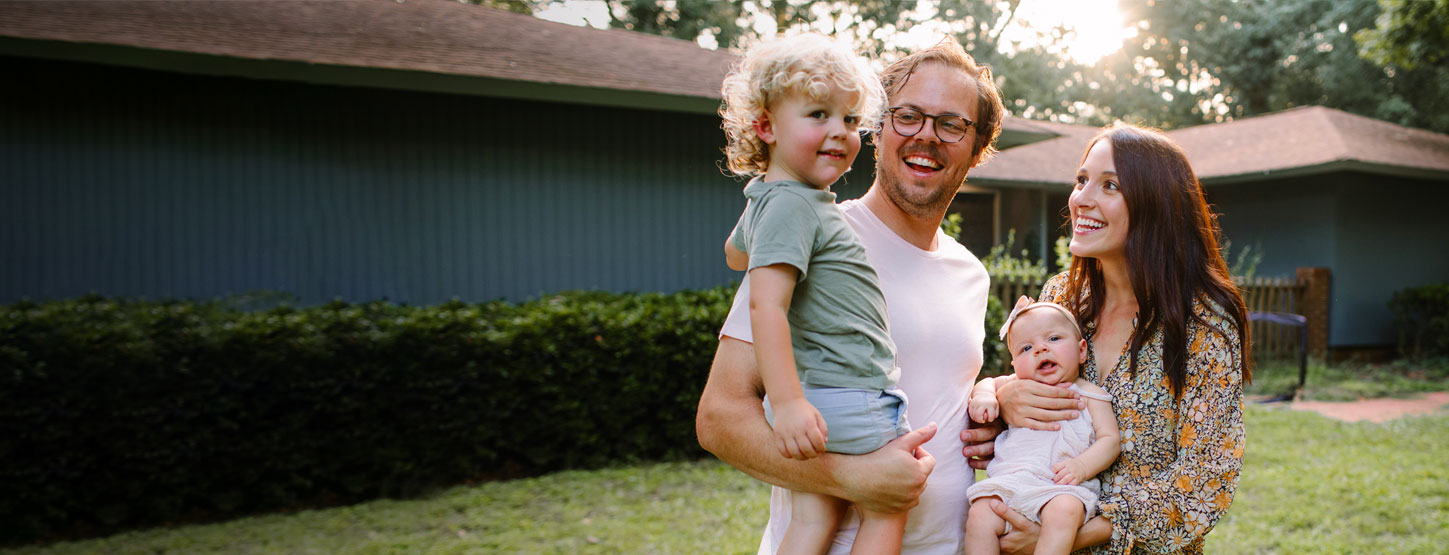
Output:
top-left (989, 274), bottom-right (1310, 359)
top-left (1236, 275), bottom-right (1308, 359)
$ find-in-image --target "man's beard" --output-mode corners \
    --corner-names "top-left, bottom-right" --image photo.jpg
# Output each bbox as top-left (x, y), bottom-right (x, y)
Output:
top-left (875, 144), bottom-right (965, 219)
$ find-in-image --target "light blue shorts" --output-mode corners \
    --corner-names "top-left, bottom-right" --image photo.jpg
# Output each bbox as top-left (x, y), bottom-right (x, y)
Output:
top-left (764, 385), bottom-right (910, 455)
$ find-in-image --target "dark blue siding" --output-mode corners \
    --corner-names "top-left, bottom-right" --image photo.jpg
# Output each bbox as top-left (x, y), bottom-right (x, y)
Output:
top-left (2, 56), bottom-right (885, 304)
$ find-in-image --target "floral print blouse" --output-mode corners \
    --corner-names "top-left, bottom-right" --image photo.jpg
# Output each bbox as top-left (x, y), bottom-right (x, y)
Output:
top-left (1040, 273), bottom-right (1245, 555)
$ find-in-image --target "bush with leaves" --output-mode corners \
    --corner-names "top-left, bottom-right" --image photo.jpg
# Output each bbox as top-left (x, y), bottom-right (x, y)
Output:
top-left (0, 288), bottom-right (731, 544)
top-left (1389, 283), bottom-right (1449, 359)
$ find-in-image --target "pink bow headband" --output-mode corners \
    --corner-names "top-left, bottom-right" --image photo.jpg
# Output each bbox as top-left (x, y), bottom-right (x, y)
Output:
top-left (998, 296), bottom-right (1081, 341)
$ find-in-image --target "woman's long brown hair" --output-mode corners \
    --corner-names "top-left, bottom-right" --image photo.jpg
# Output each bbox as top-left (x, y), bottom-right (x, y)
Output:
top-left (1064, 124), bottom-right (1251, 397)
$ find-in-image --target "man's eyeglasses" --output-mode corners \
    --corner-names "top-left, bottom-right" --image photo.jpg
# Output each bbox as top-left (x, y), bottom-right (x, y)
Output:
top-left (886, 106), bottom-right (973, 143)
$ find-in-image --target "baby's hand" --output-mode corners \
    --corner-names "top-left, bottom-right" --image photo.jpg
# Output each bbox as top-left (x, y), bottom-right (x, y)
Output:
top-left (968, 396), bottom-right (999, 424)
top-left (1051, 457), bottom-right (1089, 485)
top-left (770, 397), bottom-right (829, 460)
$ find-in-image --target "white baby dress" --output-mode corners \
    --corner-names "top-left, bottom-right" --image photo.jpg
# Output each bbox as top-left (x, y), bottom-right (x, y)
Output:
top-left (967, 382), bottom-right (1114, 527)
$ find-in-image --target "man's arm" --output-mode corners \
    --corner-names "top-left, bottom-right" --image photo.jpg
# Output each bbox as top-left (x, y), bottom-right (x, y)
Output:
top-left (695, 335), bottom-right (937, 514)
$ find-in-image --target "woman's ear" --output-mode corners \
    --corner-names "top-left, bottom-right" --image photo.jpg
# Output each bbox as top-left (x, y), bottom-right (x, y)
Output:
top-left (754, 112), bottom-right (776, 145)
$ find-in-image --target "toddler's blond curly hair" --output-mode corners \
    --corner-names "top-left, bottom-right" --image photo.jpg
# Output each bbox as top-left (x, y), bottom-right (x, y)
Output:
top-left (720, 34), bottom-right (885, 177)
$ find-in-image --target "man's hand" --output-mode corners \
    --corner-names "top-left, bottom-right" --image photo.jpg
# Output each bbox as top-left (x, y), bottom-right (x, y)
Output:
top-left (993, 500), bottom-right (1041, 555)
top-left (996, 378), bottom-right (1084, 431)
top-left (770, 397), bottom-right (828, 459)
top-left (961, 417), bottom-right (1002, 471)
top-left (834, 423), bottom-right (937, 514)
top-left (1051, 457), bottom-right (1089, 485)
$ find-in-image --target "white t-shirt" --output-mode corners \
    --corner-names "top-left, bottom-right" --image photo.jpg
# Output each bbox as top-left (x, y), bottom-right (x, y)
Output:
top-left (721, 199), bottom-right (990, 555)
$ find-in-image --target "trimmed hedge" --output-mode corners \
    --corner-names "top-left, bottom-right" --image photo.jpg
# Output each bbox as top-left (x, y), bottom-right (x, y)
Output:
top-left (0, 288), bottom-right (731, 543)
top-left (1389, 282), bottom-right (1449, 359)
top-left (1, 282), bottom-right (1014, 544)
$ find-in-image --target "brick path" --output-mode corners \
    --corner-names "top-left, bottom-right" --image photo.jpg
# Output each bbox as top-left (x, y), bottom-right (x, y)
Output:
top-left (1287, 392), bottom-right (1449, 423)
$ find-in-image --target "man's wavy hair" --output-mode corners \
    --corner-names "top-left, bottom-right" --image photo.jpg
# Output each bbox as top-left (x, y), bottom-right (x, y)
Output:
top-left (877, 39), bottom-right (1004, 165)
top-left (720, 33), bottom-right (885, 176)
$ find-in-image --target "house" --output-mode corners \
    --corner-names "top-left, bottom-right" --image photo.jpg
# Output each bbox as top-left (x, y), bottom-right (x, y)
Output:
top-left (5, 1), bottom-right (1442, 354)
top-left (0, 0), bottom-right (1049, 305)
top-left (968, 106), bottom-right (1449, 354)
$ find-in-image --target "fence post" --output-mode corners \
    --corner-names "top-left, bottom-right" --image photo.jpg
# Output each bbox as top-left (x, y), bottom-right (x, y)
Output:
top-left (1296, 267), bottom-right (1331, 360)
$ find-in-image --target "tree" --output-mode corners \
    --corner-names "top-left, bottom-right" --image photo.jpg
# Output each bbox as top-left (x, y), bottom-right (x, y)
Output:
top-left (1102, 0), bottom-right (1449, 133)
top-left (1356, 0), bottom-right (1449, 70)
top-left (604, 0), bottom-right (750, 48)
top-left (470, 0), bottom-right (538, 15)
top-left (554, 0), bottom-right (1449, 134)
top-left (601, 0), bottom-right (919, 56)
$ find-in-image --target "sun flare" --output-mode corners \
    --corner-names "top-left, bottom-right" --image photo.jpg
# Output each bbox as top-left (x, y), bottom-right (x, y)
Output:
top-left (999, 0), bottom-right (1136, 65)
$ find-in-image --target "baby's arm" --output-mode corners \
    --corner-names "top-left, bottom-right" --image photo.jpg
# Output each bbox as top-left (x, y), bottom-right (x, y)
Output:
top-left (725, 238), bottom-right (749, 271)
top-left (1051, 380), bottom-right (1121, 485)
top-left (750, 263), bottom-right (828, 460)
top-left (968, 376), bottom-right (1000, 423)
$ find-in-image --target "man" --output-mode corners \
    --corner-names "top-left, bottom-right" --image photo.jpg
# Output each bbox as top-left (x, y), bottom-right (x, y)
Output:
top-left (696, 40), bottom-right (1007, 554)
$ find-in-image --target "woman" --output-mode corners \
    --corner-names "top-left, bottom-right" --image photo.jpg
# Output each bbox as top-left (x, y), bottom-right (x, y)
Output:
top-left (979, 123), bottom-right (1251, 554)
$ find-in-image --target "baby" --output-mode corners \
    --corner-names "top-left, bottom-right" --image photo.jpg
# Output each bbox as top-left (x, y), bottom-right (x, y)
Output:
top-left (965, 297), bottom-right (1121, 555)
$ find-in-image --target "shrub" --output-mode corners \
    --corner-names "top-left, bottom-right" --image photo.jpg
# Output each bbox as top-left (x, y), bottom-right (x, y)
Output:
top-left (981, 294), bottom-right (1010, 378)
top-left (1389, 282), bottom-right (1449, 359)
top-left (0, 274), bottom-right (1033, 544)
top-left (0, 288), bottom-right (731, 544)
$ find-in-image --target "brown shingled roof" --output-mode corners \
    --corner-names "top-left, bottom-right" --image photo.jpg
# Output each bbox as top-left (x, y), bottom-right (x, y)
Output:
top-left (967, 119), bottom-right (1100, 188)
top-left (0, 0), bottom-right (735, 100)
top-left (968, 106), bottom-right (1449, 186)
top-left (1172, 106), bottom-right (1449, 183)
top-left (0, 0), bottom-right (1049, 136)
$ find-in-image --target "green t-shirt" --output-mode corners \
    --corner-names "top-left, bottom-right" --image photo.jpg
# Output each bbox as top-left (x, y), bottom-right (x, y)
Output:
top-left (729, 179), bottom-right (898, 391)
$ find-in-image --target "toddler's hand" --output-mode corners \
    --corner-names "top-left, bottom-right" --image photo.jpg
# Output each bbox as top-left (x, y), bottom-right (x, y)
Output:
top-left (770, 397), bottom-right (829, 460)
top-left (968, 396), bottom-right (999, 424)
top-left (1051, 457), bottom-right (1089, 485)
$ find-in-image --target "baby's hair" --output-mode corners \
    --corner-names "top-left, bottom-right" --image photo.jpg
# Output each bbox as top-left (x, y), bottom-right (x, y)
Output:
top-left (719, 33), bottom-right (885, 176)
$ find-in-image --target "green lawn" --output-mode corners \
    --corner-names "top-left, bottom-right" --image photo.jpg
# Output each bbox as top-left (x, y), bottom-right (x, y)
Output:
top-left (11, 363), bottom-right (1449, 554)
top-left (1247, 357), bottom-right (1449, 401)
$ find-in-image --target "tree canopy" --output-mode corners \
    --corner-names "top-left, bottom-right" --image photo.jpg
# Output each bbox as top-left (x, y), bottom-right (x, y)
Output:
top-left (512, 0), bottom-right (1449, 133)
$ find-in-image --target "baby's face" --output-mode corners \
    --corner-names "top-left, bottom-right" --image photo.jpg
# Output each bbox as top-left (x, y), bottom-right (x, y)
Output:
top-left (1007, 308), bottom-right (1087, 386)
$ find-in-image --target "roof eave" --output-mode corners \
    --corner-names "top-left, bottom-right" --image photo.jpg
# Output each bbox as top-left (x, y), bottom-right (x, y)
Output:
top-left (0, 35), bottom-right (721, 115)
top-left (996, 127), bottom-right (1058, 149)
top-left (1201, 159), bottom-right (1449, 185)
top-left (960, 178), bottom-right (1062, 191)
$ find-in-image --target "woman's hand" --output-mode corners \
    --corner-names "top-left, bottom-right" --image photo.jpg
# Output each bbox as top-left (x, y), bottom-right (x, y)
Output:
top-left (996, 377), bottom-right (1085, 431)
top-left (993, 500), bottom-right (1041, 555)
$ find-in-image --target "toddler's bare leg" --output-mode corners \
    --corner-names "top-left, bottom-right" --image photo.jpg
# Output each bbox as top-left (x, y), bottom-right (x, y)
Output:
top-left (964, 497), bottom-right (1006, 555)
top-left (1036, 495), bottom-right (1086, 555)
top-left (778, 491), bottom-right (847, 555)
top-left (851, 506), bottom-right (907, 555)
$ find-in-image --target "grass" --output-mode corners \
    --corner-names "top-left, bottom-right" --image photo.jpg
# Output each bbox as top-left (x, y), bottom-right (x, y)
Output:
top-left (9, 461), bottom-right (770, 554)
top-left (1247, 357), bottom-right (1449, 401)
top-left (11, 361), bottom-right (1449, 554)
top-left (1210, 407), bottom-right (1449, 554)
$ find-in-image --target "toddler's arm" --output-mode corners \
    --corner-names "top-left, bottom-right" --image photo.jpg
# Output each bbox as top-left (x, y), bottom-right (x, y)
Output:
top-left (968, 376), bottom-right (1000, 423)
top-left (1051, 380), bottom-right (1121, 485)
top-left (750, 264), bottom-right (828, 460)
top-left (725, 238), bottom-right (749, 271)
